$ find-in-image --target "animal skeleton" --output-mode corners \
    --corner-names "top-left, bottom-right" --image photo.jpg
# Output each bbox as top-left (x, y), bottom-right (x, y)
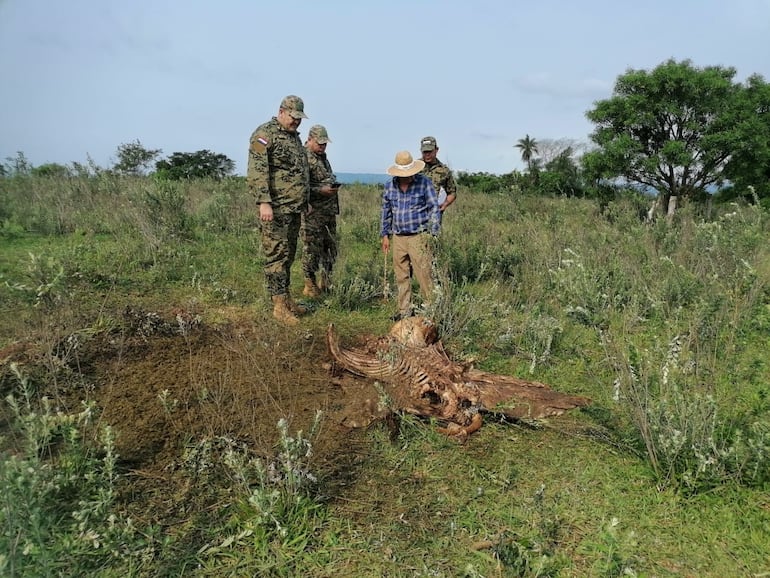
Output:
top-left (326, 317), bottom-right (590, 438)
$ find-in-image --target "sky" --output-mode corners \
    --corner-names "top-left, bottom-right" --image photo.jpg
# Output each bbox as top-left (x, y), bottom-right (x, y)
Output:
top-left (1, 0), bottom-right (769, 176)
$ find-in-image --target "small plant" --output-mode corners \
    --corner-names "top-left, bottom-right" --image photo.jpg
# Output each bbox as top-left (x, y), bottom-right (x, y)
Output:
top-left (612, 335), bottom-right (770, 492)
top-left (583, 517), bottom-right (639, 577)
top-left (524, 315), bottom-right (563, 374)
top-left (330, 274), bottom-right (380, 310)
top-left (197, 411), bottom-right (326, 569)
top-left (5, 252), bottom-right (68, 309)
top-left (480, 485), bottom-right (567, 577)
top-left (0, 364), bottom-right (155, 576)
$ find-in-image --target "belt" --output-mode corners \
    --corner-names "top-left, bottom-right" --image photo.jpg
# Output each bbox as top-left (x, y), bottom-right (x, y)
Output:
top-left (395, 231), bottom-right (420, 237)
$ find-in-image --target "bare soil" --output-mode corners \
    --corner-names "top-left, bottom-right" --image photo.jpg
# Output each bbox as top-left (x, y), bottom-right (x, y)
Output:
top-left (0, 303), bottom-right (387, 528)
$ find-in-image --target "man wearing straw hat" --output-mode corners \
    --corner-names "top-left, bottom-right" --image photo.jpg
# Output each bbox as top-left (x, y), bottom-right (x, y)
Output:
top-left (380, 150), bottom-right (441, 321)
top-left (247, 94), bottom-right (310, 325)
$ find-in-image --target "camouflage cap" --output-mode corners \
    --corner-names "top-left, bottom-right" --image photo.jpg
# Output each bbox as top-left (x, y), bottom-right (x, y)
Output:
top-left (308, 124), bottom-right (331, 144)
top-left (420, 136), bottom-right (437, 152)
top-left (280, 95), bottom-right (308, 119)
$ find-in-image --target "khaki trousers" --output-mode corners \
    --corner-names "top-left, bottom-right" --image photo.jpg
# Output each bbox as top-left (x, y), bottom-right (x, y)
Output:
top-left (392, 233), bottom-right (434, 315)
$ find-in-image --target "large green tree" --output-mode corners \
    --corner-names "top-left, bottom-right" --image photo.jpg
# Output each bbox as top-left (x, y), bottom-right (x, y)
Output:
top-left (584, 59), bottom-right (763, 216)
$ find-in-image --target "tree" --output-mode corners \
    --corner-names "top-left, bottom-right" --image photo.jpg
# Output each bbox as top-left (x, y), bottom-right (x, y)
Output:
top-left (537, 148), bottom-right (584, 197)
top-left (31, 163), bottom-right (71, 178)
top-left (113, 140), bottom-right (162, 175)
top-left (155, 150), bottom-right (235, 180)
top-left (534, 138), bottom-right (588, 166)
top-left (585, 59), bottom-right (749, 217)
top-left (4, 152), bottom-right (32, 176)
top-left (721, 74), bottom-right (770, 203)
top-left (515, 134), bottom-right (539, 172)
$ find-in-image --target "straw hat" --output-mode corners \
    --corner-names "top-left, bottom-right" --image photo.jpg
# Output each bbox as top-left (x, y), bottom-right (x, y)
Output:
top-left (387, 151), bottom-right (425, 177)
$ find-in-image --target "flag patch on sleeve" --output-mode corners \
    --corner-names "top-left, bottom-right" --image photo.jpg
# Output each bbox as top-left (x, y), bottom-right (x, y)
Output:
top-left (251, 136), bottom-right (269, 154)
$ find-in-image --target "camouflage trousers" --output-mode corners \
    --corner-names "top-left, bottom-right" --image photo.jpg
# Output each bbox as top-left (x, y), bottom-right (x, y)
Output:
top-left (301, 212), bottom-right (337, 279)
top-left (260, 211), bottom-right (301, 297)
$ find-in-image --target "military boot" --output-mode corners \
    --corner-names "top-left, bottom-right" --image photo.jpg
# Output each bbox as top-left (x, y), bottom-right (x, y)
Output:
top-left (286, 295), bottom-right (308, 315)
top-left (303, 277), bottom-right (321, 298)
top-left (271, 295), bottom-right (299, 326)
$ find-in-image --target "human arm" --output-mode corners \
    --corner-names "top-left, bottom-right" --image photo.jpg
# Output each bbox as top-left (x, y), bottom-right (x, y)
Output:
top-left (424, 178), bottom-right (441, 235)
top-left (439, 168), bottom-right (457, 212)
top-left (380, 185), bottom-right (393, 244)
top-left (247, 128), bottom-right (273, 206)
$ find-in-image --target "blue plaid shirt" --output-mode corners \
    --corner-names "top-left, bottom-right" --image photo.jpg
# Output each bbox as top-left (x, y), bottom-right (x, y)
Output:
top-left (380, 174), bottom-right (440, 237)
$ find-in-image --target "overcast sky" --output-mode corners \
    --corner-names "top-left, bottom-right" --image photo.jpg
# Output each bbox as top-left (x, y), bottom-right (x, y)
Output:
top-left (1, 0), bottom-right (769, 175)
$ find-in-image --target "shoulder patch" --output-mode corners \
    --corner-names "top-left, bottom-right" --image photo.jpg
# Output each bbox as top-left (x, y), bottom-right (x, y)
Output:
top-left (250, 136), bottom-right (269, 154)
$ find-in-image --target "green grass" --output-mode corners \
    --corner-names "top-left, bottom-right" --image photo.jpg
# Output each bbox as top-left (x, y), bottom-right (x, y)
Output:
top-left (1, 174), bottom-right (769, 576)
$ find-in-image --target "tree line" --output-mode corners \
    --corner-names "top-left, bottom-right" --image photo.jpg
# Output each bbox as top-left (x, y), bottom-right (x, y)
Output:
top-left (0, 145), bottom-right (236, 181)
top-left (3, 59), bottom-right (769, 215)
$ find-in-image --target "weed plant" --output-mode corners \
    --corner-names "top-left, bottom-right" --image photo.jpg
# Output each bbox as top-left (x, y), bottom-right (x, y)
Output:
top-left (0, 365), bottom-right (155, 576)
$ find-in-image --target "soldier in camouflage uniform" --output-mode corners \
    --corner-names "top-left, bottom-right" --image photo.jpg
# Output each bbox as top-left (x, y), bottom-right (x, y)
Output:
top-left (419, 136), bottom-right (457, 220)
top-left (301, 125), bottom-right (340, 298)
top-left (247, 95), bottom-right (311, 325)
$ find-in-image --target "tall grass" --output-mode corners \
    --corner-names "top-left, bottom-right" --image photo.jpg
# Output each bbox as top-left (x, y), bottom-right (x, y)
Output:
top-left (1, 174), bottom-right (769, 575)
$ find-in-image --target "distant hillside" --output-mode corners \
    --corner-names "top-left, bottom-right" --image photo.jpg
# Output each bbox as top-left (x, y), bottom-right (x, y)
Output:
top-left (337, 172), bottom-right (389, 185)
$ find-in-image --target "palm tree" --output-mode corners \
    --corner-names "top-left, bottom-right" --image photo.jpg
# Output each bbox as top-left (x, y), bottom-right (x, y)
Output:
top-left (515, 134), bottom-right (539, 172)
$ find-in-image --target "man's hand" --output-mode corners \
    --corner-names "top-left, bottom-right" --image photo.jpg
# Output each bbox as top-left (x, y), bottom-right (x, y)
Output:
top-left (259, 203), bottom-right (274, 222)
top-left (440, 194), bottom-right (456, 212)
top-left (381, 236), bottom-right (390, 254)
top-left (320, 184), bottom-right (340, 196)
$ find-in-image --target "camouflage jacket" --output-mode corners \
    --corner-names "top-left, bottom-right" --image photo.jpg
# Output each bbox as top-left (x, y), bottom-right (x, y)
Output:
top-left (306, 148), bottom-right (339, 216)
top-left (420, 158), bottom-right (457, 198)
top-left (247, 117), bottom-right (309, 213)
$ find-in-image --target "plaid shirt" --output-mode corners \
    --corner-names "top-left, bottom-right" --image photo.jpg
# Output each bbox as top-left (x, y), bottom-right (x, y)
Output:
top-left (380, 174), bottom-right (440, 237)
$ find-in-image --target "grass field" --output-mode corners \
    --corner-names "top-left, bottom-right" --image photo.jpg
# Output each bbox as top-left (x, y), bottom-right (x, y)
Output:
top-left (1, 174), bottom-right (769, 577)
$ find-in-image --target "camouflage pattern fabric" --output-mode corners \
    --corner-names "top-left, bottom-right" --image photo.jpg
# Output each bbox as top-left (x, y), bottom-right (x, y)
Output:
top-left (306, 148), bottom-right (338, 215)
top-left (302, 147), bottom-right (339, 279)
top-left (421, 158), bottom-right (457, 198)
top-left (247, 117), bottom-right (309, 212)
top-left (261, 212), bottom-right (302, 296)
top-left (302, 214), bottom-right (337, 279)
top-left (247, 116), bottom-right (309, 296)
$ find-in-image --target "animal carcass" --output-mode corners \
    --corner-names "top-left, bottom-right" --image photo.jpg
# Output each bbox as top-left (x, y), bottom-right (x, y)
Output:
top-left (326, 317), bottom-right (590, 438)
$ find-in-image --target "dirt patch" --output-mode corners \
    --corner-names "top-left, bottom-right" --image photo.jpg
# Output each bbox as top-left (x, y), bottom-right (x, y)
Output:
top-left (0, 305), bottom-right (388, 525)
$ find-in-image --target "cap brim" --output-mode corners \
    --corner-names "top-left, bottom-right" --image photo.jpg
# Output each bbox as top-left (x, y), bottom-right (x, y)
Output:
top-left (289, 111), bottom-right (308, 119)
